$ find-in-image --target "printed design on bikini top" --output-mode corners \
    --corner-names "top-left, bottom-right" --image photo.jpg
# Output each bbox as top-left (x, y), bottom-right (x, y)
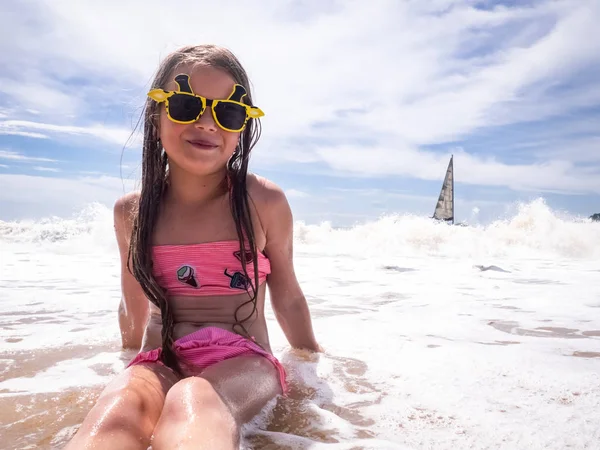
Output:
top-left (177, 265), bottom-right (199, 288)
top-left (224, 269), bottom-right (251, 290)
top-left (233, 250), bottom-right (254, 263)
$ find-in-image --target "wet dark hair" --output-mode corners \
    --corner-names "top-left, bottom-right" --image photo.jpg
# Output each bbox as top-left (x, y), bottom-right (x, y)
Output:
top-left (127, 45), bottom-right (262, 375)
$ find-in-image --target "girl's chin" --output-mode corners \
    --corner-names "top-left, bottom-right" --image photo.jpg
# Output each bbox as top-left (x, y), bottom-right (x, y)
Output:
top-left (170, 159), bottom-right (230, 177)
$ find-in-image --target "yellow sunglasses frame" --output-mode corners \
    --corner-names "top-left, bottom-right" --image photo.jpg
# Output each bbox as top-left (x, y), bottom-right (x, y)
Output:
top-left (147, 83), bottom-right (264, 132)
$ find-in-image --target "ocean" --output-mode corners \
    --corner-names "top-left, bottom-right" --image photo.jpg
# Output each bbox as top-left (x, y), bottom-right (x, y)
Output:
top-left (1, 198), bottom-right (599, 449)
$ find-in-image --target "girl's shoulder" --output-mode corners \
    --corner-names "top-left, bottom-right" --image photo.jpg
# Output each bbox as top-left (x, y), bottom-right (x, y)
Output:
top-left (113, 191), bottom-right (140, 239)
top-left (247, 173), bottom-right (293, 236)
top-left (247, 173), bottom-right (289, 211)
top-left (114, 191), bottom-right (140, 217)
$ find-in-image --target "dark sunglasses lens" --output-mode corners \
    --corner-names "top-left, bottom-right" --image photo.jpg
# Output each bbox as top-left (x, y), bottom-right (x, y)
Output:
top-left (214, 102), bottom-right (247, 130)
top-left (168, 94), bottom-right (203, 122)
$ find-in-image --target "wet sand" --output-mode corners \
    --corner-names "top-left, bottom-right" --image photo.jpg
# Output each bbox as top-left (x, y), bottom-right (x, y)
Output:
top-left (1, 345), bottom-right (384, 449)
top-left (2, 315), bottom-right (599, 449)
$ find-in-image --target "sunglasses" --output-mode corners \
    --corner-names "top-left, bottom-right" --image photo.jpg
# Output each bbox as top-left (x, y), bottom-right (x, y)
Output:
top-left (147, 74), bottom-right (264, 132)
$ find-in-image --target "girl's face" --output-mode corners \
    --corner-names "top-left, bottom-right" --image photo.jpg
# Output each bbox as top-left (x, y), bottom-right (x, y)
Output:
top-left (158, 65), bottom-right (242, 177)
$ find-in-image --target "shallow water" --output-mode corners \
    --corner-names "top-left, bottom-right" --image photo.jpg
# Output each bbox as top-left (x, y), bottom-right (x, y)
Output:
top-left (1, 200), bottom-right (599, 449)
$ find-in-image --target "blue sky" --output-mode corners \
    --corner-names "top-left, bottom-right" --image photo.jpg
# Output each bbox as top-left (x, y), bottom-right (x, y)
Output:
top-left (0, 0), bottom-right (599, 226)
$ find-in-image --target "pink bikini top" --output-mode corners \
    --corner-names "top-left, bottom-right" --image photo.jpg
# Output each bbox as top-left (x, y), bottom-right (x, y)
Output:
top-left (152, 240), bottom-right (271, 297)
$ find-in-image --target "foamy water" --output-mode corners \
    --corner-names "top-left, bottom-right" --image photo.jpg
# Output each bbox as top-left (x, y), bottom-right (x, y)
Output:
top-left (1, 199), bottom-right (599, 449)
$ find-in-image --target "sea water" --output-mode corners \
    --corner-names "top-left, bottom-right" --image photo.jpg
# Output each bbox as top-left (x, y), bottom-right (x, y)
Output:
top-left (1, 199), bottom-right (599, 449)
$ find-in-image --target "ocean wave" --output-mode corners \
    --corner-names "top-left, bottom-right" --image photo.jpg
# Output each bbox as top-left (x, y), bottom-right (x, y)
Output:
top-left (1, 198), bottom-right (598, 259)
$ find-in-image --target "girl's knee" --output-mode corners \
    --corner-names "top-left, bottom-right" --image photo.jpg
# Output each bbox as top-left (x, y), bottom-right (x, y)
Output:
top-left (98, 383), bottom-right (157, 426)
top-left (163, 377), bottom-right (224, 412)
top-left (69, 384), bottom-right (155, 447)
top-left (162, 377), bottom-right (237, 425)
top-left (65, 365), bottom-right (175, 449)
top-left (98, 365), bottom-right (174, 422)
top-left (153, 377), bottom-right (239, 448)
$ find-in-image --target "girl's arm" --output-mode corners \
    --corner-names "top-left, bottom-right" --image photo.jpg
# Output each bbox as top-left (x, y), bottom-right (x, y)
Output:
top-left (261, 185), bottom-right (321, 352)
top-left (114, 193), bottom-right (149, 350)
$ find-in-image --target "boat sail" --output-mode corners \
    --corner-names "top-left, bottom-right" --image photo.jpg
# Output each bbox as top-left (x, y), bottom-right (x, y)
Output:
top-left (433, 155), bottom-right (454, 224)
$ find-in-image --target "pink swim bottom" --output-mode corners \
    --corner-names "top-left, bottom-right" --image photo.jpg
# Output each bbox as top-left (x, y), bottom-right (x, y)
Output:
top-left (127, 327), bottom-right (288, 393)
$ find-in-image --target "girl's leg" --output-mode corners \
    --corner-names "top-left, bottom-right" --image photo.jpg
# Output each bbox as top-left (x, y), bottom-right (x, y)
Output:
top-left (64, 362), bottom-right (179, 450)
top-left (151, 355), bottom-right (281, 450)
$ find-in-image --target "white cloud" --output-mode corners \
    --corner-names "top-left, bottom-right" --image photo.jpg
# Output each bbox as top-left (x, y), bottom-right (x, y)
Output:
top-left (285, 189), bottom-right (310, 199)
top-left (0, 0), bottom-right (599, 195)
top-left (0, 164), bottom-right (8, 168)
top-left (534, 136), bottom-right (600, 164)
top-left (0, 150), bottom-right (57, 163)
top-left (0, 130), bottom-right (49, 139)
top-left (326, 187), bottom-right (436, 202)
top-left (0, 78), bottom-right (82, 117)
top-left (314, 145), bottom-right (600, 193)
top-left (0, 120), bottom-right (138, 147)
top-left (32, 166), bottom-right (60, 172)
top-left (0, 174), bottom-right (138, 220)
top-left (119, 163), bottom-right (140, 171)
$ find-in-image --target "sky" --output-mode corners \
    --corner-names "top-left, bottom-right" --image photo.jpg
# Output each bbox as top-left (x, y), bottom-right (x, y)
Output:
top-left (0, 0), bottom-right (599, 226)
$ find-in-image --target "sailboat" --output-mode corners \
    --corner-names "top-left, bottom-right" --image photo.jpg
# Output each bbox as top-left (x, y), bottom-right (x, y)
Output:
top-left (432, 155), bottom-right (454, 225)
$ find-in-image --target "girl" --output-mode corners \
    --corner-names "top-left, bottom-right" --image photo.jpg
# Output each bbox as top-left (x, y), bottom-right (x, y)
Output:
top-left (65, 44), bottom-right (321, 450)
